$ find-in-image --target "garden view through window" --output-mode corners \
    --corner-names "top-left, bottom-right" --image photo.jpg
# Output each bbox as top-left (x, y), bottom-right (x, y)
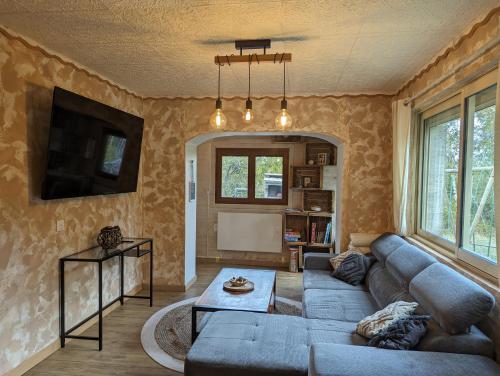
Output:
top-left (419, 80), bottom-right (497, 271)
top-left (462, 85), bottom-right (496, 262)
top-left (421, 106), bottom-right (460, 243)
top-left (221, 156), bottom-right (248, 198)
top-left (216, 148), bottom-right (288, 205)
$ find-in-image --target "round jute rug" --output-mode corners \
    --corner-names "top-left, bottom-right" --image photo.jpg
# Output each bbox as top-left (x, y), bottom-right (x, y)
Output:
top-left (141, 296), bottom-right (302, 373)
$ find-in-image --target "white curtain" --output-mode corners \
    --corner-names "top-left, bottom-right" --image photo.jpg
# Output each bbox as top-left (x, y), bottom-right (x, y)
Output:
top-left (392, 99), bottom-right (412, 236)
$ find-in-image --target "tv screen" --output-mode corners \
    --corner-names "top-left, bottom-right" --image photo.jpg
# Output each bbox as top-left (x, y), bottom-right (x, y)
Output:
top-left (41, 87), bottom-right (144, 200)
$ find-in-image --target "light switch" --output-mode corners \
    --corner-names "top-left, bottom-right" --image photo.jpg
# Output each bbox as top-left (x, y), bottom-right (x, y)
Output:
top-left (56, 220), bottom-right (65, 232)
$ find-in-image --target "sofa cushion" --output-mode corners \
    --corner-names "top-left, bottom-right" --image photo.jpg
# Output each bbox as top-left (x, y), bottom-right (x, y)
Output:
top-left (385, 244), bottom-right (436, 288)
top-left (356, 301), bottom-right (419, 338)
top-left (417, 320), bottom-right (494, 357)
top-left (366, 262), bottom-right (413, 308)
top-left (329, 250), bottom-right (359, 270)
top-left (303, 270), bottom-right (366, 291)
top-left (303, 253), bottom-right (333, 271)
top-left (306, 318), bottom-right (368, 346)
top-left (303, 289), bottom-right (378, 321)
top-left (409, 263), bottom-right (495, 334)
top-left (186, 311), bottom-right (368, 376)
top-left (308, 343), bottom-right (500, 376)
top-left (370, 233), bottom-right (406, 266)
top-left (367, 315), bottom-right (431, 350)
top-left (332, 253), bottom-right (376, 285)
top-left (186, 311), bottom-right (309, 376)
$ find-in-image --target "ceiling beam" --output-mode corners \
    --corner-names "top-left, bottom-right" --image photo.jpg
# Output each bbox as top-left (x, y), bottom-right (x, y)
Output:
top-left (214, 53), bottom-right (292, 65)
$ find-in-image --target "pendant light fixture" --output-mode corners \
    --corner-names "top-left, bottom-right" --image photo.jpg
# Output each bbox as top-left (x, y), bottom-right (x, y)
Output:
top-left (210, 64), bottom-right (227, 129)
top-left (275, 60), bottom-right (293, 129)
top-left (242, 56), bottom-right (254, 124)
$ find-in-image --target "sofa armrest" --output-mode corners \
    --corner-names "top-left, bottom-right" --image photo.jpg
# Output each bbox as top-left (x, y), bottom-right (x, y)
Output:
top-left (303, 253), bottom-right (332, 270)
top-left (308, 344), bottom-right (500, 376)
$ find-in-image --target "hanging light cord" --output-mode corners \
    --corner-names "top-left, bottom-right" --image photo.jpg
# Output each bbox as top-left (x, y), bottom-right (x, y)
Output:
top-left (283, 60), bottom-right (286, 100)
top-left (217, 64), bottom-right (221, 100)
top-left (248, 57), bottom-right (251, 99)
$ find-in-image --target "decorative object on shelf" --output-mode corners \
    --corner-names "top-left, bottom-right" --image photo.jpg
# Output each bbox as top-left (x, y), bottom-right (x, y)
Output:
top-left (96, 225), bottom-right (123, 250)
top-left (242, 56), bottom-right (255, 124)
top-left (311, 205), bottom-right (322, 212)
top-left (275, 60), bottom-right (293, 129)
top-left (223, 276), bottom-right (254, 293)
top-left (289, 248), bottom-right (299, 272)
top-left (308, 159), bottom-right (315, 165)
top-left (303, 176), bottom-right (311, 187)
top-left (210, 63), bottom-right (227, 129)
top-left (306, 143), bottom-right (336, 166)
top-left (317, 152), bottom-right (328, 165)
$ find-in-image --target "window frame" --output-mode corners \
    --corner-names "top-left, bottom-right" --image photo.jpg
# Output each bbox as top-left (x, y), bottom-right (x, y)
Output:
top-left (416, 69), bottom-right (498, 276)
top-left (215, 148), bottom-right (289, 205)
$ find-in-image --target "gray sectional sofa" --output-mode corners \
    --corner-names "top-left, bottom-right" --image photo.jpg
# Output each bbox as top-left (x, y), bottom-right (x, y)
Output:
top-left (185, 233), bottom-right (500, 376)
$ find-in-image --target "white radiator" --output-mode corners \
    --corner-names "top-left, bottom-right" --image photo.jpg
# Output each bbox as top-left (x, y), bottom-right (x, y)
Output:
top-left (217, 212), bottom-right (283, 253)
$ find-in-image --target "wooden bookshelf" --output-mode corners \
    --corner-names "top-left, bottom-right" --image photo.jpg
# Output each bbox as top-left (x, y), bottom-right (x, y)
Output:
top-left (284, 141), bottom-right (337, 269)
top-left (284, 211), bottom-right (334, 269)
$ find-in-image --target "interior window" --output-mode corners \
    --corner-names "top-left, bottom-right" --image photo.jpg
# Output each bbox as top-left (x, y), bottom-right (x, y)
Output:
top-left (221, 156), bottom-right (249, 198)
top-left (461, 85), bottom-right (497, 263)
top-left (255, 156), bottom-right (284, 199)
top-left (216, 148), bottom-right (289, 205)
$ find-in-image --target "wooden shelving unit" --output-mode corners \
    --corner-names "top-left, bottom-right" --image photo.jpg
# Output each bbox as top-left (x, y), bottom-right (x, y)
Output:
top-left (284, 142), bottom-right (337, 269)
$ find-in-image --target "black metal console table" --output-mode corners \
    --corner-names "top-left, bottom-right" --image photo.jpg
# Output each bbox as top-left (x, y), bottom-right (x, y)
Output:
top-left (59, 238), bottom-right (153, 350)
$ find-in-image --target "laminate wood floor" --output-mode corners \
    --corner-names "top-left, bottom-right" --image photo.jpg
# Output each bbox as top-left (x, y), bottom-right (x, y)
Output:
top-left (25, 263), bottom-right (303, 376)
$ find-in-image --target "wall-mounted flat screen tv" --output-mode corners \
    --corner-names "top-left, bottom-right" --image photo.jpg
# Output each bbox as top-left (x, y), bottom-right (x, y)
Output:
top-left (41, 87), bottom-right (144, 200)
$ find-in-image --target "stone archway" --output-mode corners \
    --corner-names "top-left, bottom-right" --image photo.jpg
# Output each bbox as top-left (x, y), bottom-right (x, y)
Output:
top-left (184, 131), bottom-right (344, 286)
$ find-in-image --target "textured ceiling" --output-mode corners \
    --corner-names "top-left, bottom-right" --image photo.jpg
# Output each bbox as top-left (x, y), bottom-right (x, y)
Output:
top-left (0, 0), bottom-right (497, 97)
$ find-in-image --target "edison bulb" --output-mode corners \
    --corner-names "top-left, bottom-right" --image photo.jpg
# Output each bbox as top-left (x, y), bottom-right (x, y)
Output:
top-left (242, 108), bottom-right (254, 124)
top-left (275, 108), bottom-right (292, 129)
top-left (210, 108), bottom-right (227, 129)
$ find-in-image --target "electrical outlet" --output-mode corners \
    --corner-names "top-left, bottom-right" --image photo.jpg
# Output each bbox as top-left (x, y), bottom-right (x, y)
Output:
top-left (56, 220), bottom-right (65, 232)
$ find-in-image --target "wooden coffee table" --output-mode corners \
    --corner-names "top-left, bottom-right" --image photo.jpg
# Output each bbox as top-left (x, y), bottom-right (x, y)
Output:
top-left (191, 268), bottom-right (276, 343)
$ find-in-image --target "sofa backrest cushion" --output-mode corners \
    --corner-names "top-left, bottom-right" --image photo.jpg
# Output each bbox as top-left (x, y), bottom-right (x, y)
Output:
top-left (366, 262), bottom-right (413, 309)
top-left (385, 243), bottom-right (436, 289)
top-left (409, 263), bottom-right (495, 334)
top-left (370, 233), bottom-right (406, 266)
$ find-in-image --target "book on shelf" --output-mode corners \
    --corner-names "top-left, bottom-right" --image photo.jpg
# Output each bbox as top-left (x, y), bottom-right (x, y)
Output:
top-left (310, 223), bottom-right (317, 243)
top-left (284, 229), bottom-right (302, 242)
top-left (324, 222), bottom-right (332, 244)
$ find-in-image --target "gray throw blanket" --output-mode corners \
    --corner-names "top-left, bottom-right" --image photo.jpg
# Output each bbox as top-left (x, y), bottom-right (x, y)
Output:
top-left (367, 315), bottom-right (431, 350)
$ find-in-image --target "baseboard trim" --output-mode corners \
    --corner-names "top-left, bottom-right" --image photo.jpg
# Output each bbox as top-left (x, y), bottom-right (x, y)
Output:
top-left (185, 275), bottom-right (197, 290)
top-left (197, 256), bottom-right (288, 269)
top-left (4, 284), bottom-right (143, 376)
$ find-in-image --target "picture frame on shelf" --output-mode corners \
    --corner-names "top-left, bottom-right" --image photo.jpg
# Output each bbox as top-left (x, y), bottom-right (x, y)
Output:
top-left (317, 152), bottom-right (328, 165)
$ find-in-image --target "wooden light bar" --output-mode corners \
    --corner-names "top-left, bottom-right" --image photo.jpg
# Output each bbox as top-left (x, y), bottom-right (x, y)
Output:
top-left (214, 53), bottom-right (292, 65)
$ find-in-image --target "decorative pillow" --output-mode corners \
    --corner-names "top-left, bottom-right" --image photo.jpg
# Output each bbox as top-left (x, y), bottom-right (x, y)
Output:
top-left (332, 253), bottom-right (375, 285)
top-left (356, 301), bottom-right (419, 338)
top-left (329, 250), bottom-right (360, 270)
top-left (367, 315), bottom-right (431, 350)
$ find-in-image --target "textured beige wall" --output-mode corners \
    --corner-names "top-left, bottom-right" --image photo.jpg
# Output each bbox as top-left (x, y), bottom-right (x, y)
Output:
top-left (142, 95), bottom-right (394, 288)
top-left (1, 21), bottom-right (392, 376)
top-left (0, 31), bottom-right (144, 373)
top-left (396, 9), bottom-right (499, 105)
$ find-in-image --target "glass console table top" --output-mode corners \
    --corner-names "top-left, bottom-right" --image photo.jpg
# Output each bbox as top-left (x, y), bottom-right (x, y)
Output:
top-left (61, 238), bottom-right (151, 261)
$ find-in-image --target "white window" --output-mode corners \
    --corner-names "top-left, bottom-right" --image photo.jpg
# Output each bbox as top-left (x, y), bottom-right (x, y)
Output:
top-left (418, 70), bottom-right (498, 275)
